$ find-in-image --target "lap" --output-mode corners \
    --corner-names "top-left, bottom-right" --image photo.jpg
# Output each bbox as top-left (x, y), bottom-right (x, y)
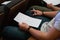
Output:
top-left (3, 26), bottom-right (30, 40)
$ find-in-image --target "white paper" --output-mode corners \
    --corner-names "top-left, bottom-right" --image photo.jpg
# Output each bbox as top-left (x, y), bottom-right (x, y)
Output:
top-left (1, 1), bottom-right (11, 5)
top-left (14, 12), bottom-right (42, 28)
top-left (43, 0), bottom-right (60, 5)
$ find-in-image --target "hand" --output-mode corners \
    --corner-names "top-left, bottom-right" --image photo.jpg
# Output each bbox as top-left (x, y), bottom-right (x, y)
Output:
top-left (18, 22), bottom-right (29, 31)
top-left (31, 10), bottom-right (42, 16)
top-left (47, 3), bottom-right (54, 8)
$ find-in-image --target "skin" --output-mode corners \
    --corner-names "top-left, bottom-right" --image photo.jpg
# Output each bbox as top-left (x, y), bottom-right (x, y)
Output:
top-left (18, 4), bottom-right (60, 40)
top-left (31, 10), bottom-right (58, 18)
top-left (19, 22), bottom-right (60, 40)
top-left (47, 4), bottom-right (60, 11)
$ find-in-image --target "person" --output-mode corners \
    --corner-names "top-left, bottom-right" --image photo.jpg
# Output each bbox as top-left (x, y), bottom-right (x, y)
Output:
top-left (19, 4), bottom-right (60, 40)
top-left (19, 11), bottom-right (60, 40)
top-left (2, 4), bottom-right (60, 40)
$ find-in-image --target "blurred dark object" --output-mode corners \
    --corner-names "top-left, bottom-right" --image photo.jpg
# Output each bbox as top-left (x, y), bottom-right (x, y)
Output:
top-left (0, 6), bottom-right (5, 27)
top-left (41, 1), bottom-right (47, 7)
top-left (56, 4), bottom-right (60, 7)
top-left (0, 5), bottom-right (9, 27)
top-left (27, 0), bottom-right (47, 7)
top-left (0, 6), bottom-right (8, 37)
top-left (0, 0), bottom-right (5, 4)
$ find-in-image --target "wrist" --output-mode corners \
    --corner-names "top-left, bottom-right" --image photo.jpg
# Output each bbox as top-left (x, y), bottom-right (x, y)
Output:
top-left (42, 11), bottom-right (45, 16)
top-left (26, 26), bottom-right (32, 32)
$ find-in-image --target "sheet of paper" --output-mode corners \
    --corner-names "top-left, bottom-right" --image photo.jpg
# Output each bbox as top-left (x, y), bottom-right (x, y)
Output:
top-left (43, 0), bottom-right (60, 5)
top-left (14, 12), bottom-right (42, 28)
top-left (1, 1), bottom-right (11, 5)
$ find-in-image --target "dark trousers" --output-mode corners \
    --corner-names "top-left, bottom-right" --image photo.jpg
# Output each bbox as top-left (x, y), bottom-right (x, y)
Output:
top-left (3, 6), bottom-right (51, 40)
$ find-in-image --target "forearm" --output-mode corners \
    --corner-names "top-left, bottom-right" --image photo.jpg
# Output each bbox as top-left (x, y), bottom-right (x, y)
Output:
top-left (43, 11), bottom-right (58, 18)
top-left (51, 6), bottom-right (60, 11)
top-left (47, 4), bottom-right (60, 11)
top-left (28, 28), bottom-right (47, 40)
top-left (28, 27), bottom-right (59, 40)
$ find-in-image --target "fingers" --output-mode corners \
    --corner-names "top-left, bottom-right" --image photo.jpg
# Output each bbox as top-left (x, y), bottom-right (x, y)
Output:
top-left (33, 12), bottom-right (37, 15)
top-left (19, 22), bottom-right (25, 25)
top-left (31, 10), bottom-right (37, 16)
top-left (19, 22), bottom-right (28, 25)
top-left (47, 3), bottom-right (53, 7)
top-left (31, 10), bottom-right (36, 12)
top-left (18, 22), bottom-right (25, 27)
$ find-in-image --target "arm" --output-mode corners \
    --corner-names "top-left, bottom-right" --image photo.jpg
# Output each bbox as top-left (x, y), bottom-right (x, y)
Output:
top-left (19, 23), bottom-right (60, 40)
top-left (31, 10), bottom-right (58, 18)
top-left (47, 4), bottom-right (60, 11)
top-left (43, 11), bottom-right (58, 18)
top-left (28, 27), bottom-right (60, 40)
top-left (51, 6), bottom-right (60, 11)
top-left (51, 7), bottom-right (60, 11)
